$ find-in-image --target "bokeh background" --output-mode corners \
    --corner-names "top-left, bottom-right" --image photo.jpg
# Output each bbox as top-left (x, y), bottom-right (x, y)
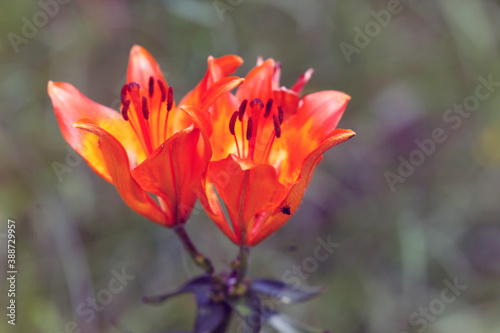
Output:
top-left (1, 0), bottom-right (500, 332)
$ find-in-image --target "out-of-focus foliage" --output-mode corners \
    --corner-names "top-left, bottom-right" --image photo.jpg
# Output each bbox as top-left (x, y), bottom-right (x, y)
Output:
top-left (1, 0), bottom-right (500, 332)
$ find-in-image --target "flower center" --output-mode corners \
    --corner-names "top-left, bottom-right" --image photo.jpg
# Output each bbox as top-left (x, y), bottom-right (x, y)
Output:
top-left (120, 77), bottom-right (174, 155)
top-left (228, 98), bottom-right (283, 163)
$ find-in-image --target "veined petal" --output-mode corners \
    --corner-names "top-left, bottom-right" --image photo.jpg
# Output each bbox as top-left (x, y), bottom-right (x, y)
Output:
top-left (131, 126), bottom-right (206, 225)
top-left (198, 181), bottom-right (240, 244)
top-left (178, 77), bottom-right (244, 137)
top-left (208, 155), bottom-right (288, 244)
top-left (273, 87), bottom-right (300, 121)
top-left (126, 45), bottom-right (175, 148)
top-left (178, 55), bottom-right (243, 109)
top-left (236, 59), bottom-right (275, 104)
top-left (250, 128), bottom-right (355, 246)
top-left (201, 76), bottom-right (244, 112)
top-left (178, 105), bottom-right (240, 242)
top-left (73, 119), bottom-right (168, 225)
top-left (127, 45), bottom-right (167, 92)
top-left (276, 90), bottom-right (351, 186)
top-left (289, 90), bottom-right (351, 141)
top-left (48, 81), bottom-right (145, 182)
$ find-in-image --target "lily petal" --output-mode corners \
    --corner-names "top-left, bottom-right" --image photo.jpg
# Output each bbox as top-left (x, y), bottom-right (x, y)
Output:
top-left (48, 81), bottom-right (145, 182)
top-left (277, 90), bottom-right (351, 186)
top-left (208, 155), bottom-right (288, 244)
top-left (179, 55), bottom-right (243, 109)
top-left (127, 45), bottom-right (168, 92)
top-left (131, 126), bottom-right (206, 225)
top-left (236, 59), bottom-right (275, 104)
top-left (250, 128), bottom-right (355, 246)
top-left (288, 90), bottom-right (351, 141)
top-left (73, 119), bottom-right (168, 225)
top-left (290, 68), bottom-right (314, 94)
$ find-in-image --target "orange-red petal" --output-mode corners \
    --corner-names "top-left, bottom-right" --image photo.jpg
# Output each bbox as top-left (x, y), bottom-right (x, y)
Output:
top-left (250, 128), bottom-right (356, 245)
top-left (48, 81), bottom-right (145, 182)
top-left (179, 55), bottom-right (243, 109)
top-left (276, 90), bottom-right (351, 186)
top-left (208, 155), bottom-right (288, 244)
top-left (127, 45), bottom-right (167, 92)
top-left (73, 119), bottom-right (168, 225)
top-left (290, 68), bottom-right (314, 94)
top-left (131, 126), bottom-right (206, 225)
top-left (235, 59), bottom-right (275, 104)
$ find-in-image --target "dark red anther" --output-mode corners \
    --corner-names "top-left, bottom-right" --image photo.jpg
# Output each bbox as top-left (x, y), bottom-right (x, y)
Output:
top-left (142, 96), bottom-right (149, 120)
top-left (246, 118), bottom-right (253, 140)
top-left (278, 106), bottom-right (284, 124)
top-left (120, 84), bottom-right (128, 104)
top-left (167, 87), bottom-right (174, 111)
top-left (157, 79), bottom-right (166, 102)
top-left (121, 100), bottom-right (130, 121)
top-left (264, 98), bottom-right (273, 117)
top-left (273, 115), bottom-right (281, 138)
top-left (229, 111), bottom-right (238, 135)
top-left (148, 76), bottom-right (154, 98)
top-left (250, 98), bottom-right (264, 109)
top-left (238, 99), bottom-right (248, 121)
top-left (128, 82), bottom-right (140, 90)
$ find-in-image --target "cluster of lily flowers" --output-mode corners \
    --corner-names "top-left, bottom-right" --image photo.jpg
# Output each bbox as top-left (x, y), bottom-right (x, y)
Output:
top-left (48, 45), bottom-right (354, 332)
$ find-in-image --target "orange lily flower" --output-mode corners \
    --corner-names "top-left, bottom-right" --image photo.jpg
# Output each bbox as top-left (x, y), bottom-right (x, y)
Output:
top-left (48, 45), bottom-right (243, 227)
top-left (188, 58), bottom-right (355, 246)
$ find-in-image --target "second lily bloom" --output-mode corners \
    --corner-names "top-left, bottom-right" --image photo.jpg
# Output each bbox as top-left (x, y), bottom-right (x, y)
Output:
top-left (188, 57), bottom-right (355, 246)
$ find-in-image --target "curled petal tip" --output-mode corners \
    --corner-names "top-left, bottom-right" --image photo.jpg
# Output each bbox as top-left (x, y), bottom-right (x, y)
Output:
top-left (72, 118), bottom-right (95, 130)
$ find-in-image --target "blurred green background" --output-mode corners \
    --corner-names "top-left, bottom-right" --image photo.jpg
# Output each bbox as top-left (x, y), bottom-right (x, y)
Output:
top-left (1, 0), bottom-right (500, 332)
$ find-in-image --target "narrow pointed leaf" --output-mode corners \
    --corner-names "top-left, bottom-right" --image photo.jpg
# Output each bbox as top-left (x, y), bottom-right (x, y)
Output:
top-left (142, 275), bottom-right (212, 304)
top-left (251, 279), bottom-right (324, 304)
top-left (266, 312), bottom-right (327, 333)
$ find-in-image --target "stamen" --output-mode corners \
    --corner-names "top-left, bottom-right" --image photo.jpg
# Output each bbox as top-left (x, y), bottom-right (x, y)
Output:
top-left (120, 84), bottom-right (128, 104)
top-left (273, 115), bottom-right (281, 138)
top-left (121, 100), bottom-right (130, 121)
top-left (264, 99), bottom-right (273, 118)
top-left (148, 76), bottom-right (154, 98)
top-left (278, 106), bottom-right (284, 124)
top-left (157, 79), bottom-right (166, 102)
top-left (167, 87), bottom-right (174, 111)
top-left (238, 99), bottom-right (248, 121)
top-left (128, 82), bottom-right (140, 90)
top-left (246, 118), bottom-right (253, 140)
top-left (250, 98), bottom-right (264, 109)
top-left (229, 111), bottom-right (241, 157)
top-left (281, 205), bottom-right (291, 215)
top-left (142, 96), bottom-right (149, 120)
top-left (229, 111), bottom-right (238, 135)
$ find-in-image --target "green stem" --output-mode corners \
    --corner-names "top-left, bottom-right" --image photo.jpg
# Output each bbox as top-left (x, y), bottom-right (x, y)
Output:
top-left (235, 245), bottom-right (250, 286)
top-left (174, 225), bottom-right (214, 275)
